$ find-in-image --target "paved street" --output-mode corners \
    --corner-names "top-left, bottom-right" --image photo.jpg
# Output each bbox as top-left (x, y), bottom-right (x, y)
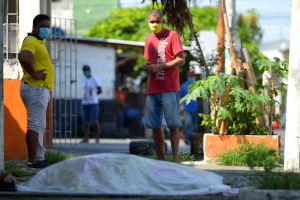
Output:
top-left (52, 138), bottom-right (190, 157)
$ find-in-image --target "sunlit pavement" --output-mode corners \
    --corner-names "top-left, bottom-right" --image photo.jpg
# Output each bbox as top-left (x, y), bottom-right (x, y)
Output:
top-left (52, 138), bottom-right (190, 157)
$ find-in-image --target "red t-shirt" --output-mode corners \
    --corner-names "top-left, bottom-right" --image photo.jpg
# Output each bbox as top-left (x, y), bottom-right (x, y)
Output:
top-left (144, 29), bottom-right (184, 94)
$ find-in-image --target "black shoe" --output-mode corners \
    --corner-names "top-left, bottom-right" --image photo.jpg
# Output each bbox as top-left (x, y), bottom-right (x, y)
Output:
top-left (27, 162), bottom-right (47, 170)
top-left (37, 159), bottom-right (50, 167)
top-left (184, 138), bottom-right (190, 145)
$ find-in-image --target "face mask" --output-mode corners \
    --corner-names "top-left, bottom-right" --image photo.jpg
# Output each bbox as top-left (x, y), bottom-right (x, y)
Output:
top-left (188, 77), bottom-right (195, 83)
top-left (38, 27), bottom-right (50, 39)
top-left (148, 23), bottom-right (162, 33)
top-left (83, 71), bottom-right (89, 77)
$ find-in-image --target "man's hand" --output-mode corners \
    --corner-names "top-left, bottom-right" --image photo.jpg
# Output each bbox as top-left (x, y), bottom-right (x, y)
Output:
top-left (143, 64), bottom-right (162, 74)
top-left (36, 69), bottom-right (47, 80)
top-left (143, 62), bottom-right (150, 69)
top-left (97, 87), bottom-right (102, 95)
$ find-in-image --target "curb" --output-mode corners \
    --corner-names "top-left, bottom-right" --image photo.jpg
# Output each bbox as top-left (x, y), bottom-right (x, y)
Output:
top-left (238, 189), bottom-right (300, 200)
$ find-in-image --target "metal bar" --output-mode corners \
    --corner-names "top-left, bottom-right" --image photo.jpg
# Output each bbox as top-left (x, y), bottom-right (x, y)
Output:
top-left (64, 19), bottom-right (67, 146)
top-left (59, 18), bottom-right (62, 145)
top-left (6, 0), bottom-right (8, 60)
top-left (53, 18), bottom-right (57, 144)
top-left (75, 19), bottom-right (77, 146)
top-left (50, 18), bottom-right (77, 147)
top-left (70, 19), bottom-right (73, 146)
top-left (47, 13), bottom-right (52, 147)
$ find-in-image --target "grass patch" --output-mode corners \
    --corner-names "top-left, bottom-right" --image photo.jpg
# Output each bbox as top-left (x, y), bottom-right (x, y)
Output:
top-left (44, 149), bottom-right (73, 165)
top-left (215, 140), bottom-right (282, 170)
top-left (7, 169), bottom-right (36, 177)
top-left (5, 161), bottom-right (36, 177)
top-left (146, 148), bottom-right (195, 164)
top-left (255, 171), bottom-right (300, 189)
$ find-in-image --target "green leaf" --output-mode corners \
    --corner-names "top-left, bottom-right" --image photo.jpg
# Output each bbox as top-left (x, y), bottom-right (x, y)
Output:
top-left (217, 108), bottom-right (232, 120)
top-left (208, 75), bottom-right (225, 94)
top-left (225, 75), bottom-right (240, 87)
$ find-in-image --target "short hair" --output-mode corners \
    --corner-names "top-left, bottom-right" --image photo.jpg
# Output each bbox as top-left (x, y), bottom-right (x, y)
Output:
top-left (148, 9), bottom-right (163, 19)
top-left (83, 65), bottom-right (90, 71)
top-left (33, 14), bottom-right (50, 26)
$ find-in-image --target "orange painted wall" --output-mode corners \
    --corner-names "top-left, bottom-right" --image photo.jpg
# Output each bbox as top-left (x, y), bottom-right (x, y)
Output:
top-left (204, 134), bottom-right (281, 161)
top-left (4, 79), bottom-right (28, 160)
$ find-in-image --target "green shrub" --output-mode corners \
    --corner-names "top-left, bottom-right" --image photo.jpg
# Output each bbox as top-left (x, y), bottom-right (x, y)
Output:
top-left (44, 149), bottom-right (73, 165)
top-left (256, 171), bottom-right (300, 190)
top-left (215, 140), bottom-right (282, 170)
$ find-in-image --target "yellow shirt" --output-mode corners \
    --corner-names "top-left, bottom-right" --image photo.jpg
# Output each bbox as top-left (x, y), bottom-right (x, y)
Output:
top-left (20, 34), bottom-right (54, 91)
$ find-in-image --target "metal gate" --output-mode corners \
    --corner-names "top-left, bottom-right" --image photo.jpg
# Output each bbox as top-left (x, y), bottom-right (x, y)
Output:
top-left (45, 18), bottom-right (78, 146)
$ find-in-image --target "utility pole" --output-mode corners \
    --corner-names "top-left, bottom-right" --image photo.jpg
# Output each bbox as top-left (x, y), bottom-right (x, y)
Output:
top-left (284, 0), bottom-right (300, 171)
top-left (0, 0), bottom-right (4, 171)
top-left (216, 0), bottom-right (224, 73)
top-left (225, 0), bottom-right (237, 42)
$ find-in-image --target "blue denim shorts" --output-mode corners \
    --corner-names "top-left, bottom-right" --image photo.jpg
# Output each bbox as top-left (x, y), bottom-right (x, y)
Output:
top-left (82, 104), bottom-right (99, 123)
top-left (144, 92), bottom-right (182, 129)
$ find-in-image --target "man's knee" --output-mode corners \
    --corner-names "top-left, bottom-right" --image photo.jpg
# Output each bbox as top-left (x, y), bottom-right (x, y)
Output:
top-left (153, 128), bottom-right (163, 133)
top-left (169, 128), bottom-right (179, 132)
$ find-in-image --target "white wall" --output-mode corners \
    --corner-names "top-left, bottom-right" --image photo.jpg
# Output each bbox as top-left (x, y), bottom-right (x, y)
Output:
top-left (19, 0), bottom-right (40, 50)
top-left (51, 0), bottom-right (73, 20)
top-left (260, 49), bottom-right (285, 61)
top-left (52, 42), bottom-right (115, 100)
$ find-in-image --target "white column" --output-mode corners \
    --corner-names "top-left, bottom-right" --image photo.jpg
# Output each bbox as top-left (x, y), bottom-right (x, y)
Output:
top-left (18, 0), bottom-right (40, 78)
top-left (225, 0), bottom-right (237, 42)
top-left (19, 0), bottom-right (40, 50)
top-left (284, 0), bottom-right (300, 171)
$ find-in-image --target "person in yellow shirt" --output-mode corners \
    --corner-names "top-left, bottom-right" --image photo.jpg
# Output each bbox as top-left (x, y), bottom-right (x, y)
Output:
top-left (18, 14), bottom-right (54, 170)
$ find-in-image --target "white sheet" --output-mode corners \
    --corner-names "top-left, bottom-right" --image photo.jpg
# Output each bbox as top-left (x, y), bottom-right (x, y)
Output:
top-left (17, 154), bottom-right (236, 196)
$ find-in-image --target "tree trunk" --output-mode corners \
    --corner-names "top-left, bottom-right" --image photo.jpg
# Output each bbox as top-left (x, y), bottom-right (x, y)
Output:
top-left (269, 70), bottom-right (275, 135)
top-left (264, 86), bottom-right (270, 131)
top-left (216, 0), bottom-right (224, 73)
top-left (221, 0), bottom-right (244, 77)
top-left (284, 0), bottom-right (300, 171)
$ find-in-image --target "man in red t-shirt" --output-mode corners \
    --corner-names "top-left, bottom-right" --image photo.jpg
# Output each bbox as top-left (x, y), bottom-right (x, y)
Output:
top-left (143, 9), bottom-right (185, 163)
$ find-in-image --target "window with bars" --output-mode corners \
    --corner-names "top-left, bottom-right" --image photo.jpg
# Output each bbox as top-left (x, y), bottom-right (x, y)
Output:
top-left (3, 0), bottom-right (19, 59)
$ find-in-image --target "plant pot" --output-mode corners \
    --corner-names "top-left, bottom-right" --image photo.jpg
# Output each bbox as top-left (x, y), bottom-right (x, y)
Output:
top-left (203, 134), bottom-right (281, 161)
top-left (190, 133), bottom-right (205, 156)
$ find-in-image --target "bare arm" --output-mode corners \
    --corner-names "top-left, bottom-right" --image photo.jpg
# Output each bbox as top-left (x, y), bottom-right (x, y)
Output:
top-left (143, 51), bottom-right (185, 73)
top-left (18, 50), bottom-right (47, 80)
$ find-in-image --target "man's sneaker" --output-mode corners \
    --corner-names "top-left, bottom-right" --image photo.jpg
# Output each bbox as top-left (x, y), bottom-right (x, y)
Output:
top-left (27, 162), bottom-right (47, 170)
top-left (37, 159), bottom-right (50, 167)
top-left (184, 138), bottom-right (191, 145)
